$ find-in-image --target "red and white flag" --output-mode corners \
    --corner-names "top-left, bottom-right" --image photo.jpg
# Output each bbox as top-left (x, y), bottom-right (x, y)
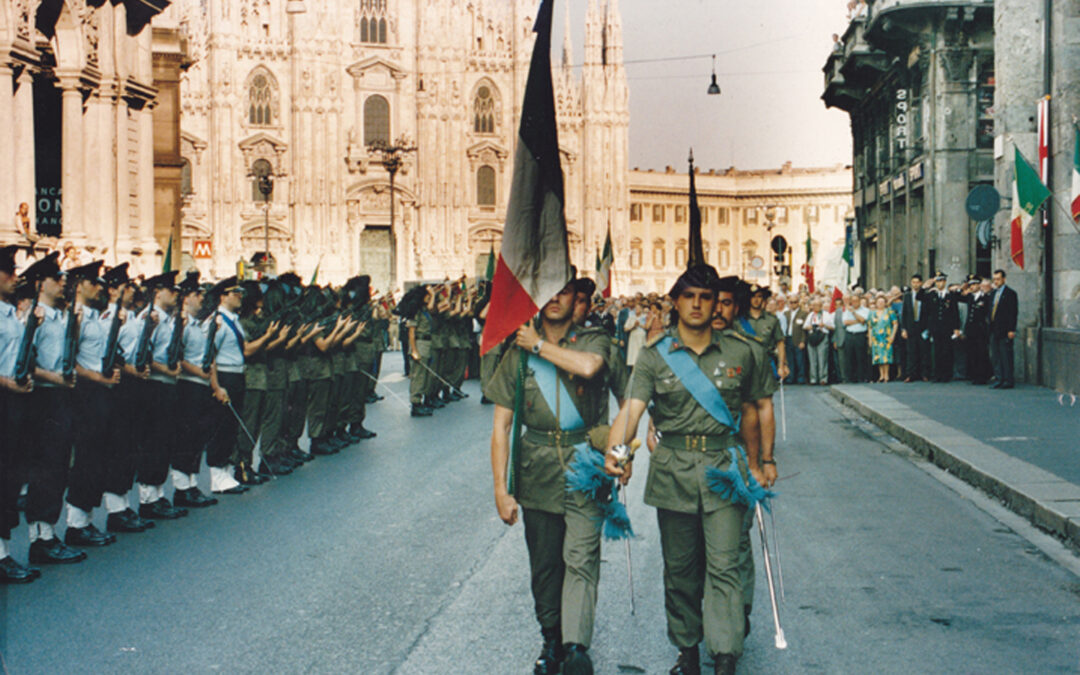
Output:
top-left (1038, 97), bottom-right (1050, 227)
top-left (480, 0), bottom-right (571, 355)
top-left (1071, 123), bottom-right (1080, 224)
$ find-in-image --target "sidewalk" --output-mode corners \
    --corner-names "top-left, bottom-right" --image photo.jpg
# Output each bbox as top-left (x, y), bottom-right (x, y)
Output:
top-left (830, 381), bottom-right (1080, 550)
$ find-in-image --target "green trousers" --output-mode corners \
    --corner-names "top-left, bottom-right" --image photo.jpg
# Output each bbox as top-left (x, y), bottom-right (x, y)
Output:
top-left (657, 503), bottom-right (747, 658)
top-left (353, 361), bottom-right (375, 424)
top-left (446, 348), bottom-right (467, 389)
top-left (738, 507), bottom-right (755, 614)
top-left (284, 378), bottom-right (308, 449)
top-left (305, 378), bottom-right (331, 440)
top-left (326, 374), bottom-right (344, 433)
top-left (259, 387), bottom-right (286, 459)
top-left (336, 371), bottom-right (355, 432)
top-left (409, 340), bottom-right (433, 405)
top-left (234, 387), bottom-right (265, 466)
top-left (522, 492), bottom-right (604, 647)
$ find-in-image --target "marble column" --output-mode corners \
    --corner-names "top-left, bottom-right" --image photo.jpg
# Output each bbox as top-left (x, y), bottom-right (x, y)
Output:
top-left (0, 65), bottom-right (15, 239)
top-left (13, 70), bottom-right (35, 235)
top-left (58, 75), bottom-right (86, 244)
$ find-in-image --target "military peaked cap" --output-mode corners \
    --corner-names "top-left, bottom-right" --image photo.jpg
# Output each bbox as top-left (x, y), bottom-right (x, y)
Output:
top-left (19, 251), bottom-right (61, 282)
top-left (66, 260), bottom-right (104, 284)
top-left (103, 263), bottom-right (130, 287)
top-left (144, 270), bottom-right (179, 291)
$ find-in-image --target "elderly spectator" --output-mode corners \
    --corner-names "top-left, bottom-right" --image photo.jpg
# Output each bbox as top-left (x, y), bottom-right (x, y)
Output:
top-left (804, 298), bottom-right (831, 385)
top-left (868, 295), bottom-right (899, 382)
top-left (842, 295), bottom-right (871, 382)
top-left (624, 298), bottom-right (647, 366)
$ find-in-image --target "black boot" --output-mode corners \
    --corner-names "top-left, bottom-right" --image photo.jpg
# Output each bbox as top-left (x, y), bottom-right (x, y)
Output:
top-left (562, 643), bottom-right (593, 675)
top-left (533, 625), bottom-right (563, 675)
top-left (411, 403), bottom-right (433, 417)
top-left (670, 646), bottom-right (700, 675)
top-left (712, 653), bottom-right (738, 675)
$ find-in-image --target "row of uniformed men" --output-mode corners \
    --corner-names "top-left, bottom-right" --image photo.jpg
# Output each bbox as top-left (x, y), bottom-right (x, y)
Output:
top-left (485, 266), bottom-right (779, 675)
top-left (403, 280), bottom-right (486, 416)
top-left (0, 247), bottom-right (388, 584)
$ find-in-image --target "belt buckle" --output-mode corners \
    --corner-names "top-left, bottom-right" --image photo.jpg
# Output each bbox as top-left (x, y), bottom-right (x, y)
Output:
top-left (552, 429), bottom-right (563, 446)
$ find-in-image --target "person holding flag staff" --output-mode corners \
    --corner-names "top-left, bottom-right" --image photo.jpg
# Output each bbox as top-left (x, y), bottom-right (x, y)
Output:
top-left (604, 265), bottom-right (776, 675)
top-left (487, 273), bottom-right (611, 675)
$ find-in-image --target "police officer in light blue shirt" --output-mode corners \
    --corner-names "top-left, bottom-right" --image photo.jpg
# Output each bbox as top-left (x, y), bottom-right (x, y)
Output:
top-left (64, 262), bottom-right (123, 549)
top-left (134, 271), bottom-right (190, 521)
top-left (0, 246), bottom-right (42, 583)
top-left (171, 272), bottom-right (219, 509)
top-left (206, 277), bottom-right (249, 494)
top-left (25, 254), bottom-right (87, 565)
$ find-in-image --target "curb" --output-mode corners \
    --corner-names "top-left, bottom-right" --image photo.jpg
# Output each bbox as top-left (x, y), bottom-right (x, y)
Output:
top-left (829, 385), bottom-right (1080, 551)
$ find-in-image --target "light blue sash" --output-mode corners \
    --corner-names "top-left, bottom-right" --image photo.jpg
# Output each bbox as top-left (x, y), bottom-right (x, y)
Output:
top-left (528, 353), bottom-right (586, 430)
top-left (655, 336), bottom-right (737, 430)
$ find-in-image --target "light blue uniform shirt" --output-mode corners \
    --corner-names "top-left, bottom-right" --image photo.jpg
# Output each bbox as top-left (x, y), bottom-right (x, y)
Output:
top-left (75, 305), bottom-right (107, 374)
top-left (179, 314), bottom-right (211, 386)
top-left (148, 304), bottom-right (177, 384)
top-left (214, 308), bottom-right (246, 374)
top-left (118, 305), bottom-right (143, 366)
top-left (0, 301), bottom-right (25, 379)
top-left (34, 303), bottom-right (68, 386)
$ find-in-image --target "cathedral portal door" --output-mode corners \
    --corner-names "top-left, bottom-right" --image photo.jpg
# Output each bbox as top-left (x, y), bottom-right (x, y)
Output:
top-left (360, 225), bottom-right (392, 293)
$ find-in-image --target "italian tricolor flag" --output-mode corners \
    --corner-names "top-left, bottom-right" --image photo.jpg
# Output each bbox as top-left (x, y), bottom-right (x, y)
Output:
top-left (479, 0), bottom-right (571, 355)
top-left (1010, 148), bottom-right (1051, 270)
top-left (598, 226), bottom-right (614, 298)
top-left (1072, 123), bottom-right (1080, 224)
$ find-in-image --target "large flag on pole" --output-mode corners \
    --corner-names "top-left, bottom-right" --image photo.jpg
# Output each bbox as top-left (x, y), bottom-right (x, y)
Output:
top-left (1011, 147), bottom-right (1052, 270)
top-left (598, 225), bottom-right (614, 298)
top-left (1072, 123), bottom-right (1080, 224)
top-left (1038, 97), bottom-right (1050, 227)
top-left (687, 149), bottom-right (705, 268)
top-left (480, 0), bottom-right (570, 355)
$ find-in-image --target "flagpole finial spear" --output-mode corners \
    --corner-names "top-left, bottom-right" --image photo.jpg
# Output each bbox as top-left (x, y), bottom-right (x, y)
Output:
top-left (689, 148), bottom-right (694, 166)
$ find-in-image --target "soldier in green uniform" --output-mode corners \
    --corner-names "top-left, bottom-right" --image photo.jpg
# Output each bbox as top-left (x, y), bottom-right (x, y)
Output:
top-left (406, 285), bottom-right (436, 416)
top-left (604, 265), bottom-right (776, 675)
top-left (445, 288), bottom-right (470, 400)
top-left (304, 293), bottom-right (353, 455)
top-left (259, 282), bottom-right (298, 475)
top-left (487, 277), bottom-right (610, 675)
top-left (348, 277), bottom-right (378, 440)
top-left (427, 285), bottom-right (451, 408)
top-left (735, 284), bottom-right (788, 381)
top-left (235, 283), bottom-right (286, 484)
top-left (572, 276), bottom-right (628, 417)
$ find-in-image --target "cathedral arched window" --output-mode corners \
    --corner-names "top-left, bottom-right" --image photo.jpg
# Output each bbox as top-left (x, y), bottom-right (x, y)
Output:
top-left (474, 85), bottom-right (496, 134)
top-left (248, 70), bottom-right (275, 127)
top-left (359, 1), bottom-right (389, 44)
top-left (251, 159), bottom-right (273, 203)
top-left (477, 165), bottom-right (496, 206)
top-left (364, 95), bottom-right (390, 146)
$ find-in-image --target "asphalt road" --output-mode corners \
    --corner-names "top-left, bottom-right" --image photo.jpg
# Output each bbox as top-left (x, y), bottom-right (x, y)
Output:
top-left (2, 365), bottom-right (1078, 674)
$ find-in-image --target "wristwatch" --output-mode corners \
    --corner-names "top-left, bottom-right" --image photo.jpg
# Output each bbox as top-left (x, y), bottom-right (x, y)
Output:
top-left (531, 339), bottom-right (544, 355)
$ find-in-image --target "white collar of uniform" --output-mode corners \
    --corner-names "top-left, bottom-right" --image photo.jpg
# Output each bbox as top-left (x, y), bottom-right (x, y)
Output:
top-left (219, 307), bottom-right (239, 321)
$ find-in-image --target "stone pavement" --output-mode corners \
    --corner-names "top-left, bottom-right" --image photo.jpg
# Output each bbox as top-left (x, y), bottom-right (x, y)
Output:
top-left (831, 381), bottom-right (1080, 550)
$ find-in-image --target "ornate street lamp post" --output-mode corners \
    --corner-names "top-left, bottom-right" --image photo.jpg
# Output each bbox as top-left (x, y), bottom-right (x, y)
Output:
top-left (368, 137), bottom-right (416, 287)
top-left (258, 174), bottom-right (274, 273)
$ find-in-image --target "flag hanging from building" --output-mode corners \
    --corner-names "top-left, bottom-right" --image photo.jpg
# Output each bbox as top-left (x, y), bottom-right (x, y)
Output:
top-left (598, 225), bottom-right (614, 298)
top-left (1011, 147), bottom-right (1052, 270)
top-left (480, 0), bottom-right (571, 355)
top-left (1072, 123), bottom-right (1080, 224)
top-left (841, 222), bottom-right (854, 267)
top-left (1038, 97), bottom-right (1050, 227)
top-left (687, 149), bottom-right (705, 268)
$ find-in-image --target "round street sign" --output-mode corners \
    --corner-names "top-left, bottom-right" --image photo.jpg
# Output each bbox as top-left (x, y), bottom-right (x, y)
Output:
top-left (966, 184), bottom-right (1001, 221)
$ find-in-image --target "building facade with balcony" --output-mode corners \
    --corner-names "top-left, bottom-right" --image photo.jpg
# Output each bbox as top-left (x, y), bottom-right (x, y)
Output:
top-left (823, 0), bottom-right (995, 290)
top-left (625, 163), bottom-right (853, 295)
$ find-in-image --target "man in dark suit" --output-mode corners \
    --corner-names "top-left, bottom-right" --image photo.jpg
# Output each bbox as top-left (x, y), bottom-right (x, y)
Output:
top-left (961, 277), bottom-right (993, 385)
top-left (920, 272), bottom-right (961, 383)
top-left (900, 274), bottom-right (929, 381)
top-left (989, 269), bottom-right (1019, 389)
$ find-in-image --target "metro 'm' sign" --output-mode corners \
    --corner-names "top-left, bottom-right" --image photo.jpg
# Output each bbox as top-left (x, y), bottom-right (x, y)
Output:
top-left (193, 240), bottom-right (213, 258)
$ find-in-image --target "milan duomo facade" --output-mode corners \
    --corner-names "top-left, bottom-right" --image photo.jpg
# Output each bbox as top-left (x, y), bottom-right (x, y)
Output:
top-left (177, 0), bottom-right (630, 288)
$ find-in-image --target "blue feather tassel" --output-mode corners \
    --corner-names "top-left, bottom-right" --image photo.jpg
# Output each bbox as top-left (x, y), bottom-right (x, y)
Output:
top-left (565, 447), bottom-right (635, 541)
top-left (705, 447), bottom-right (777, 511)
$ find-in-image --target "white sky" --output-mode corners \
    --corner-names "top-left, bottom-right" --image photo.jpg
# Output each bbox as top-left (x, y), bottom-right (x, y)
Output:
top-left (552, 0), bottom-right (854, 171)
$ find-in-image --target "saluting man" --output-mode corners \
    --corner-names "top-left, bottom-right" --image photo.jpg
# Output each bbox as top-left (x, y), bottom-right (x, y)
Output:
top-left (487, 274), bottom-right (609, 675)
top-left (605, 265), bottom-right (775, 675)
